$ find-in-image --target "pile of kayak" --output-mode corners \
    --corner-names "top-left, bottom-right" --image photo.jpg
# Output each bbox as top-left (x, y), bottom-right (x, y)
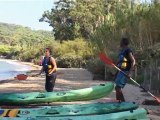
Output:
top-left (0, 82), bottom-right (149, 120)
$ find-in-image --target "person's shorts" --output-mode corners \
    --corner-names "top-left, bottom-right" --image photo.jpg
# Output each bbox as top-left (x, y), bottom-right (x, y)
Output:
top-left (115, 71), bottom-right (128, 88)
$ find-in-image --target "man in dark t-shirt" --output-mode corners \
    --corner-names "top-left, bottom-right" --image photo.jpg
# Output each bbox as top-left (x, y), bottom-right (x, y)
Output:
top-left (115, 38), bottom-right (136, 102)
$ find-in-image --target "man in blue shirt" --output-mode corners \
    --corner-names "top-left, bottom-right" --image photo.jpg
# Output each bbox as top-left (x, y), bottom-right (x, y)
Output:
top-left (115, 38), bottom-right (136, 102)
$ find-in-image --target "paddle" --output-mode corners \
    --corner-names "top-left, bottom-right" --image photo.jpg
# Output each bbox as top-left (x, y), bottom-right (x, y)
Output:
top-left (15, 74), bottom-right (28, 80)
top-left (16, 71), bottom-right (64, 80)
top-left (99, 52), bottom-right (160, 103)
top-left (16, 73), bottom-right (42, 79)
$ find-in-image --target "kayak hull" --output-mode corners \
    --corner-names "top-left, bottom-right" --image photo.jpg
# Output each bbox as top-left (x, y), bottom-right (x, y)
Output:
top-left (0, 82), bottom-right (114, 105)
top-left (0, 108), bottom-right (149, 120)
top-left (0, 102), bottom-right (138, 117)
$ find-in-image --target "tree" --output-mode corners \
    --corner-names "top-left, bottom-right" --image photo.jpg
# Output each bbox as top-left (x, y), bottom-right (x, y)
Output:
top-left (40, 0), bottom-right (106, 40)
top-left (70, 0), bottom-right (105, 38)
top-left (40, 0), bottom-right (75, 41)
top-left (91, 0), bottom-right (160, 58)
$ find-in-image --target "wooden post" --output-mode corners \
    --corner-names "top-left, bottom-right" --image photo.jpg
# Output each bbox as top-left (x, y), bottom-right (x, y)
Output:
top-left (105, 65), bottom-right (107, 80)
top-left (134, 66), bottom-right (137, 81)
top-left (158, 67), bottom-right (160, 94)
top-left (149, 65), bottom-right (152, 91)
top-left (158, 67), bottom-right (160, 82)
top-left (144, 68), bottom-right (147, 88)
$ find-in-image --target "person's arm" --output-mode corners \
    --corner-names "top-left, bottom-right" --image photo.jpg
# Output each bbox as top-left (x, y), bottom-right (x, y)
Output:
top-left (31, 67), bottom-right (43, 77)
top-left (38, 57), bottom-right (44, 75)
top-left (38, 67), bottom-right (44, 75)
top-left (128, 52), bottom-right (136, 76)
top-left (49, 57), bottom-right (57, 75)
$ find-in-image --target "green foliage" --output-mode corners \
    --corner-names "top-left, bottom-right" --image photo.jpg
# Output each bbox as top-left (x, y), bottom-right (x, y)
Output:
top-left (0, 45), bottom-right (20, 57)
top-left (70, 0), bottom-right (105, 38)
top-left (0, 22), bottom-right (54, 47)
top-left (55, 38), bottom-right (93, 57)
top-left (91, 1), bottom-right (160, 54)
top-left (0, 45), bottom-right (11, 55)
top-left (86, 58), bottom-right (105, 80)
top-left (56, 54), bottom-right (83, 68)
top-left (40, 0), bottom-right (76, 41)
top-left (55, 38), bottom-right (94, 68)
top-left (19, 48), bottom-right (39, 62)
top-left (0, 22), bottom-right (56, 61)
top-left (40, 0), bottom-right (106, 40)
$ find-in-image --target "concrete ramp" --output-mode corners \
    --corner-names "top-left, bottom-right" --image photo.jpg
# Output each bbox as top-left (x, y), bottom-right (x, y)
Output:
top-left (57, 68), bottom-right (93, 81)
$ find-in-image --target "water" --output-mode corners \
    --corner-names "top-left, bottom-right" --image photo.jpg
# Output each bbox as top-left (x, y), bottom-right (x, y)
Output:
top-left (0, 60), bottom-right (32, 81)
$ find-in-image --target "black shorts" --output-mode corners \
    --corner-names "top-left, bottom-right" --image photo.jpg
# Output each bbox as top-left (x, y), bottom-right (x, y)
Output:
top-left (45, 73), bottom-right (57, 92)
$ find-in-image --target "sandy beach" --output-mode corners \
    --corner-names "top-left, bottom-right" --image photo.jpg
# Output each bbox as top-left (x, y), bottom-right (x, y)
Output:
top-left (0, 60), bottom-right (160, 120)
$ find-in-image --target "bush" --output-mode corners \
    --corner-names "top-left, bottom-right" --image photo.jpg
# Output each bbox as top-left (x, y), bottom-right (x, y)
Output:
top-left (19, 48), bottom-right (39, 62)
top-left (0, 45), bottom-right (20, 58)
top-left (0, 45), bottom-right (11, 56)
top-left (56, 54), bottom-right (84, 68)
top-left (54, 38), bottom-right (94, 68)
top-left (86, 58), bottom-right (105, 80)
top-left (32, 58), bottom-right (41, 65)
top-left (55, 38), bottom-right (94, 58)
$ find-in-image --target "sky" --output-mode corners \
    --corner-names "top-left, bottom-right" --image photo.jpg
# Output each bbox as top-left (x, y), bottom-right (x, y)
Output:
top-left (0, 0), bottom-right (58, 31)
top-left (0, 0), bottom-right (151, 31)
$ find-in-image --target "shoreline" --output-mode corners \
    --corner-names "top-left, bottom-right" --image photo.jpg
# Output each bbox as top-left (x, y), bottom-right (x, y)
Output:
top-left (0, 58), bottom-right (41, 70)
top-left (0, 58), bottom-right (41, 81)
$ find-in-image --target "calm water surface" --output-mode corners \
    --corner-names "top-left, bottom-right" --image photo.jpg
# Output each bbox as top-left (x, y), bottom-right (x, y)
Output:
top-left (0, 60), bottom-right (32, 80)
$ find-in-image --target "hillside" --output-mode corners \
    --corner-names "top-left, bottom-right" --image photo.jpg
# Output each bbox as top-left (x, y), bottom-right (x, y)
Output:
top-left (0, 22), bottom-right (54, 46)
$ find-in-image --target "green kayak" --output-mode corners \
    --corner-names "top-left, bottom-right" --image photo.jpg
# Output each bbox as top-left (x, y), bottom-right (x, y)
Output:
top-left (0, 102), bottom-right (138, 117)
top-left (0, 108), bottom-right (149, 120)
top-left (0, 82), bottom-right (114, 105)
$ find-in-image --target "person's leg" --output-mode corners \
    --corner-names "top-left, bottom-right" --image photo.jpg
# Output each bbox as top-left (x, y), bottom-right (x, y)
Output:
top-left (115, 85), bottom-right (125, 102)
top-left (45, 75), bottom-right (53, 92)
top-left (51, 73), bottom-right (57, 89)
top-left (114, 71), bottom-right (127, 102)
top-left (45, 75), bottom-right (49, 92)
top-left (45, 73), bottom-right (57, 92)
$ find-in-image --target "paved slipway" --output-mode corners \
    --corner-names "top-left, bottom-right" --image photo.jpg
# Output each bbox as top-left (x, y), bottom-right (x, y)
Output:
top-left (0, 68), bottom-right (159, 120)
